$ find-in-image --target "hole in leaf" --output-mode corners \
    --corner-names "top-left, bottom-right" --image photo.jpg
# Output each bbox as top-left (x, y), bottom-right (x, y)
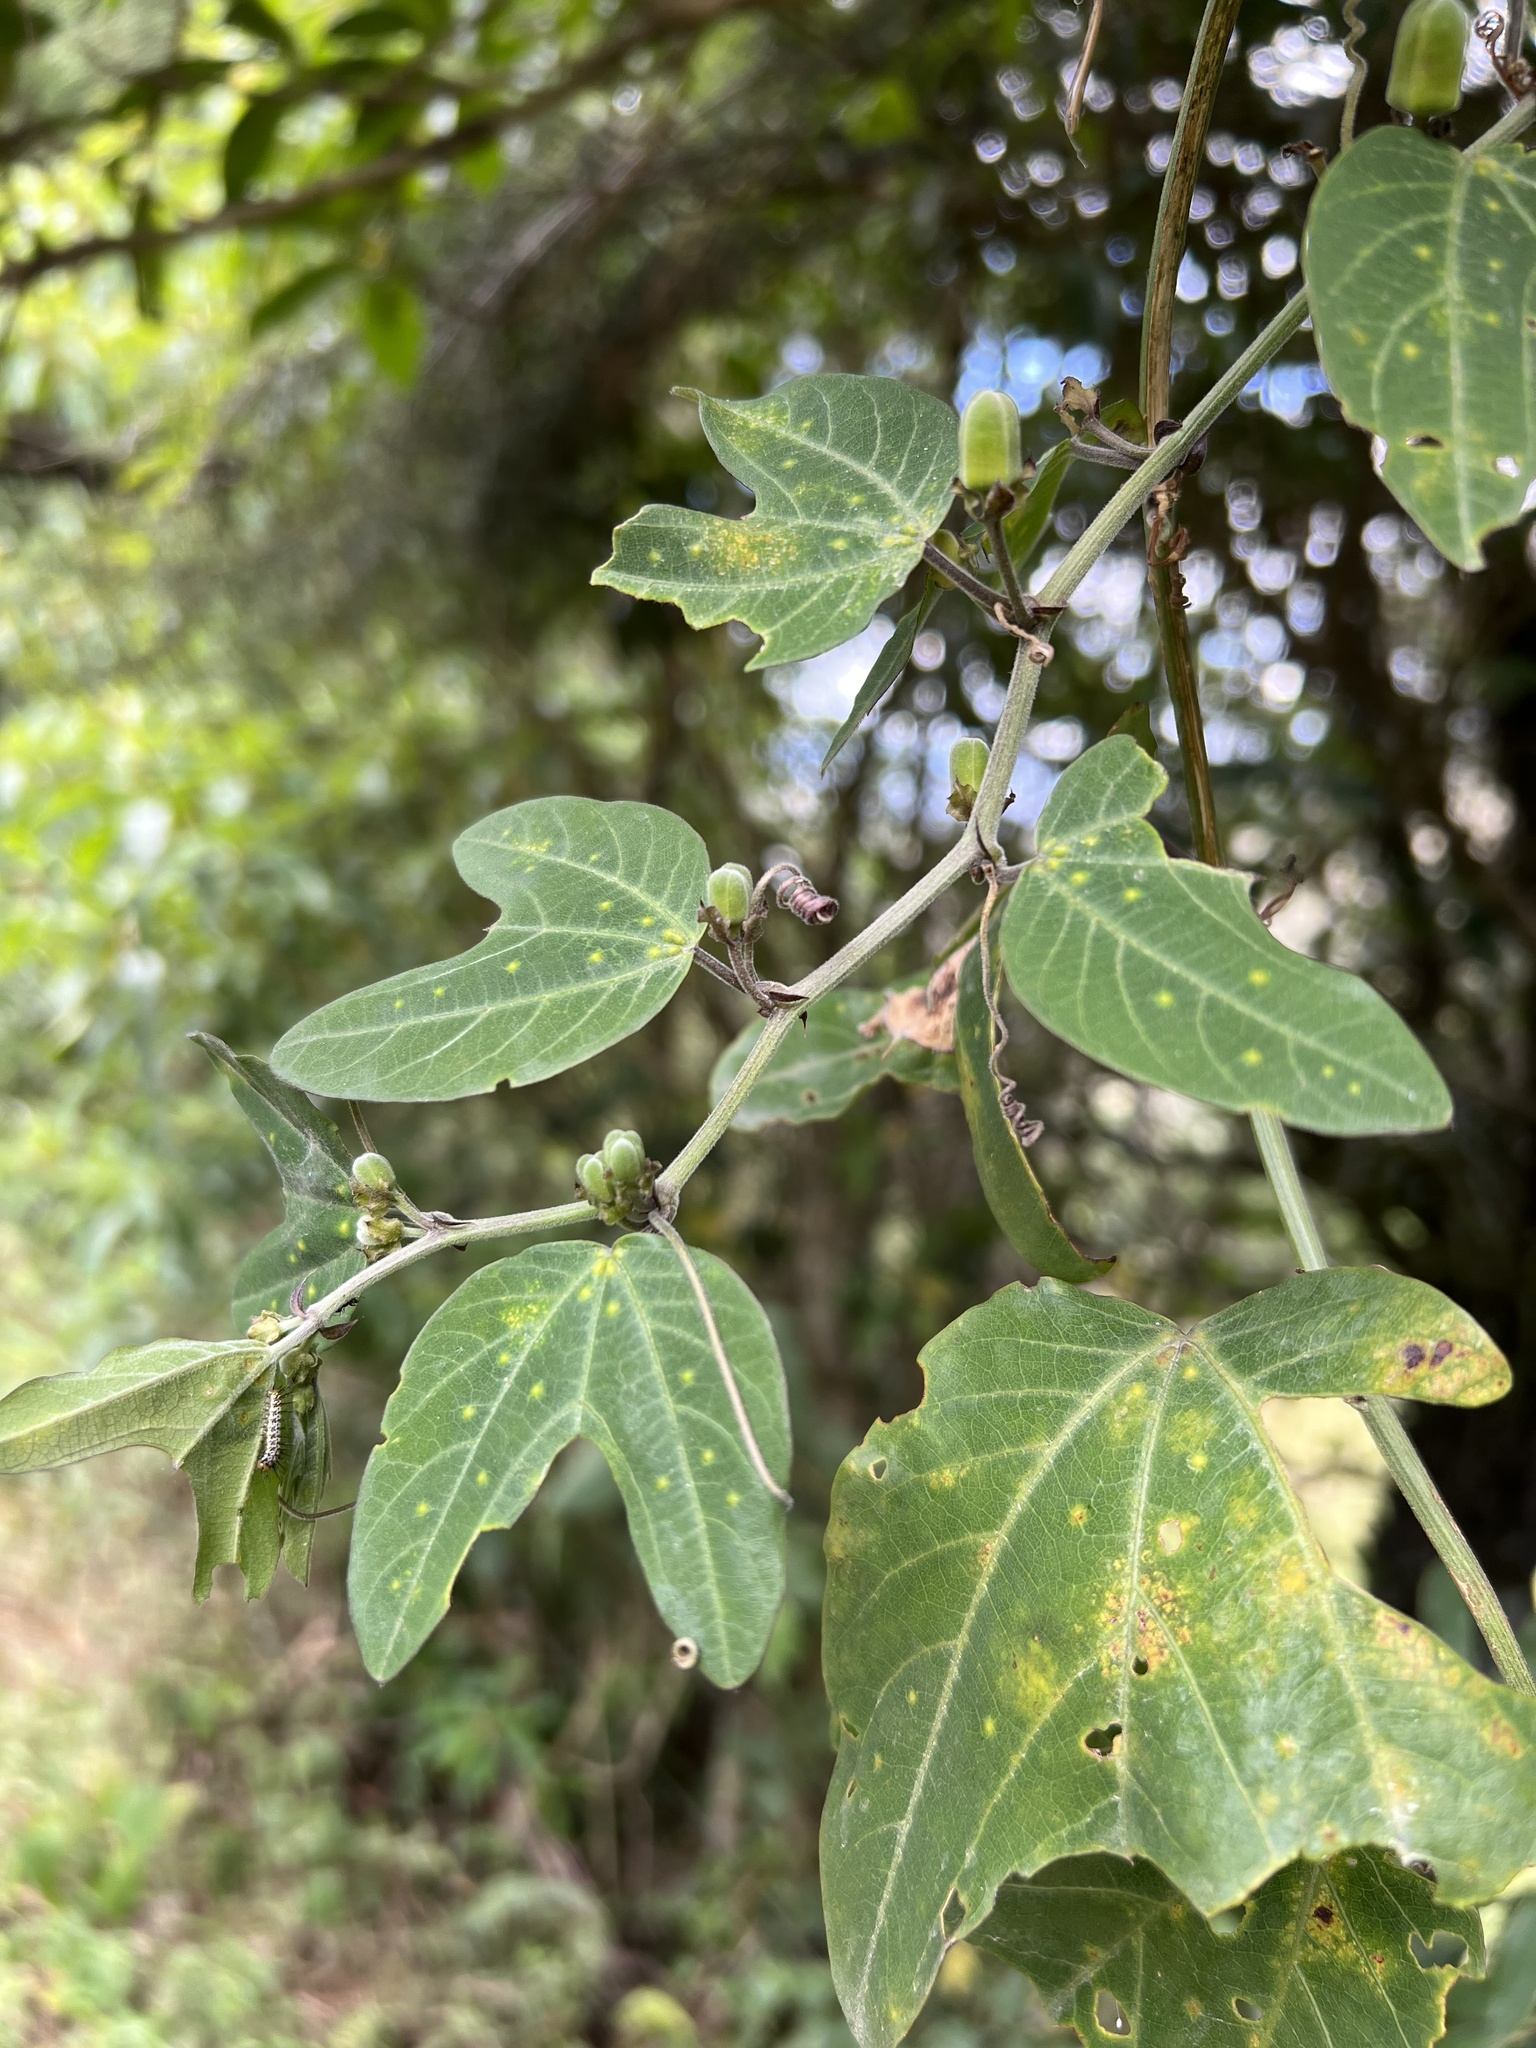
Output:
top-left (869, 1457), bottom-right (888, 1481)
top-left (838, 1712), bottom-right (860, 1740)
top-left (1233, 1997), bottom-right (1263, 2023)
top-left (1405, 434), bottom-right (1444, 450)
top-left (801, 1088), bottom-right (820, 1103)
top-left (1131, 1656), bottom-right (1149, 1677)
top-left (942, 1889), bottom-right (966, 1939)
top-left (1410, 1931), bottom-right (1469, 1970)
top-left (1209, 1904), bottom-right (1248, 1936)
top-left (1094, 1989), bottom-right (1131, 2036)
top-left (844, 1776), bottom-right (857, 1801)
top-left (1083, 1722), bottom-right (1122, 1759)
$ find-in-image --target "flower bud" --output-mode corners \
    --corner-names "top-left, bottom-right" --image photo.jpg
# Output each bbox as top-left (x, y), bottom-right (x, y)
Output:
top-left (602, 1129), bottom-right (646, 1183)
top-left (576, 1152), bottom-right (612, 1205)
top-left (356, 1211), bottom-right (404, 1256)
top-left (1386, 0), bottom-right (1467, 117)
top-left (706, 862), bottom-right (754, 928)
top-left (351, 1151), bottom-right (396, 1194)
top-left (947, 736), bottom-right (990, 821)
top-left (959, 389), bottom-right (1023, 493)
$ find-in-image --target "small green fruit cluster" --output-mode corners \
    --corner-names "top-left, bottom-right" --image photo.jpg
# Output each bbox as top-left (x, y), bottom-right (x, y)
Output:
top-left (706, 862), bottom-right (754, 931)
top-left (576, 1127), bottom-right (656, 1224)
top-left (352, 1150), bottom-right (405, 1257)
top-left (947, 736), bottom-right (991, 822)
top-left (1386, 0), bottom-right (1467, 118)
top-left (959, 390), bottom-right (1023, 494)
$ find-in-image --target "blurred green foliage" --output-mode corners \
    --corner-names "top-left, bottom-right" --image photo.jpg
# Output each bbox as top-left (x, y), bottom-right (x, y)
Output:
top-left (3, 0), bottom-right (1536, 2039)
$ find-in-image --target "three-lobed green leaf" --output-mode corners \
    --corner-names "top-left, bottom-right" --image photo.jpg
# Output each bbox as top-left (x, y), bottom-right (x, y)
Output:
top-left (973, 1847), bottom-right (1483, 2048)
top-left (348, 1235), bottom-right (789, 1686)
top-left (821, 1267), bottom-right (1527, 2048)
top-left (193, 1033), bottom-right (364, 1331)
top-left (709, 989), bottom-right (955, 1131)
top-left (1001, 738), bottom-right (1451, 1135)
top-left (1305, 126), bottom-right (1536, 570)
top-left (592, 375), bottom-right (959, 669)
top-left (272, 797), bottom-right (706, 1103)
top-left (953, 941), bottom-right (1110, 1284)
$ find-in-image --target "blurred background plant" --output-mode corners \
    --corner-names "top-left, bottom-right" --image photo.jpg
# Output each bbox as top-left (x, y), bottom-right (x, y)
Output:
top-left (3, 0), bottom-right (1536, 2039)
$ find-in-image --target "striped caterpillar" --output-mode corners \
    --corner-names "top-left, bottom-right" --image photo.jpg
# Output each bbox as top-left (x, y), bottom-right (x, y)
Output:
top-left (256, 1386), bottom-right (284, 1471)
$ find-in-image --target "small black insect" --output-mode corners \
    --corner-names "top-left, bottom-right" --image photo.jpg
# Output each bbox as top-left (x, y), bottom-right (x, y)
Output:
top-left (256, 1386), bottom-right (284, 1471)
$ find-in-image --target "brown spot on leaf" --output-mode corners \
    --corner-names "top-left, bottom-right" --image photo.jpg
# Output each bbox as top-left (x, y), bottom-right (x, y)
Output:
top-left (860, 940), bottom-right (975, 1054)
top-left (1401, 1343), bottom-right (1426, 1371)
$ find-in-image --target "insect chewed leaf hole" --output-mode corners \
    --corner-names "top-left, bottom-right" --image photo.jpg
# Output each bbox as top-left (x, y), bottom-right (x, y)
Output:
top-left (941, 1888), bottom-right (966, 1939)
top-left (671, 1635), bottom-right (699, 1670)
top-left (1209, 1903), bottom-right (1248, 1936)
top-left (1083, 1722), bottom-right (1122, 1759)
top-left (838, 1712), bottom-right (861, 1740)
top-left (868, 1457), bottom-right (888, 1481)
top-left (1093, 1988), bottom-right (1131, 2036)
top-left (1233, 1997), bottom-right (1263, 2023)
top-left (1405, 434), bottom-right (1445, 450)
top-left (1131, 1655), bottom-right (1149, 1677)
top-left (844, 1776), bottom-right (857, 1802)
top-left (1410, 1931), bottom-right (1469, 1971)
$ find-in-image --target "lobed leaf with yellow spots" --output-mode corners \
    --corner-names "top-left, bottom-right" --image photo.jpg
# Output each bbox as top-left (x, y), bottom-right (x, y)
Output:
top-left (1000, 738), bottom-right (1450, 1135)
top-left (591, 375), bottom-right (959, 669)
top-left (272, 796), bottom-right (707, 1102)
top-left (1304, 127), bottom-right (1536, 571)
top-left (820, 1269), bottom-right (1527, 2048)
top-left (972, 1845), bottom-right (1483, 2048)
top-left (348, 1235), bottom-right (789, 1685)
top-left (193, 1033), bottom-right (364, 1332)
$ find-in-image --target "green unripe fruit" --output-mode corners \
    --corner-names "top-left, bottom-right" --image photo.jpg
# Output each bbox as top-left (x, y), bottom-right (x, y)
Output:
top-left (959, 389), bottom-right (1023, 493)
top-left (577, 1152), bottom-right (612, 1204)
top-left (706, 862), bottom-right (754, 928)
top-left (602, 1129), bottom-right (646, 1183)
top-left (350, 1151), bottom-right (396, 1193)
top-left (949, 737), bottom-right (990, 795)
top-left (1386, 0), bottom-right (1467, 117)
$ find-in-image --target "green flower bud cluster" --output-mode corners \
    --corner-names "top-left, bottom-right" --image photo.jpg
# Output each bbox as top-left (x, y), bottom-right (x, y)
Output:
top-left (706, 862), bottom-right (754, 931)
top-left (576, 1127), bottom-right (657, 1224)
top-left (947, 736), bottom-right (991, 822)
top-left (959, 390), bottom-right (1024, 494)
top-left (1386, 0), bottom-right (1467, 118)
top-left (352, 1149), bottom-right (404, 1258)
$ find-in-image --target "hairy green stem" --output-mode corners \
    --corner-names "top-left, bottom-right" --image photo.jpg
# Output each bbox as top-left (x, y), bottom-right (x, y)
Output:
top-left (268, 1200), bottom-right (592, 1363)
top-left (1252, 1113), bottom-right (1535, 1694)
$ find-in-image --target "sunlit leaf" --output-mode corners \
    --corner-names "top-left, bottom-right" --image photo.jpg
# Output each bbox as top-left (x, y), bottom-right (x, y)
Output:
top-left (592, 374), bottom-right (958, 669)
top-left (349, 1236), bottom-right (789, 1685)
top-left (1000, 737), bottom-right (1450, 1135)
top-left (193, 1033), bottom-right (363, 1331)
top-left (709, 989), bottom-right (955, 1131)
top-left (954, 942), bottom-right (1109, 1283)
top-left (1305, 127), bottom-right (1536, 569)
top-left (974, 1847), bottom-right (1484, 2048)
top-left (361, 275), bottom-right (425, 386)
top-left (272, 797), bottom-right (706, 1102)
top-left (821, 1269), bottom-right (1526, 2048)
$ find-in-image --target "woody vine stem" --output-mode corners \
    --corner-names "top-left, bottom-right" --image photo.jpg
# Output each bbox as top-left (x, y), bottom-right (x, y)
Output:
top-left (1142, 4), bottom-right (1536, 1692)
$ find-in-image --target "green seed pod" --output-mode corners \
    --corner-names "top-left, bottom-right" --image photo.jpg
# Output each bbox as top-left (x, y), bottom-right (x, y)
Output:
top-left (959, 389), bottom-right (1023, 493)
top-left (576, 1152), bottom-right (612, 1205)
top-left (949, 737), bottom-right (990, 795)
top-left (350, 1150), bottom-right (396, 1193)
top-left (706, 862), bottom-right (754, 928)
top-left (1386, 0), bottom-right (1467, 117)
top-left (602, 1129), bottom-right (647, 1183)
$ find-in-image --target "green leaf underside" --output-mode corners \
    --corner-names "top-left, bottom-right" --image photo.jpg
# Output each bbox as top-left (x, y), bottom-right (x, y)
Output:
top-left (973, 1847), bottom-right (1484, 2048)
top-left (0, 1339), bottom-right (300, 1600)
top-left (591, 374), bottom-right (959, 669)
top-left (710, 990), bottom-right (956, 1131)
top-left (821, 1271), bottom-right (1524, 2048)
top-left (193, 1034), bottom-right (364, 1330)
top-left (1304, 128), bottom-right (1536, 570)
top-left (1001, 739), bottom-right (1450, 1136)
top-left (348, 1236), bottom-right (789, 1686)
top-left (954, 942), bottom-right (1110, 1284)
top-left (821, 586), bottom-right (936, 775)
top-left (999, 435), bottom-right (1072, 570)
top-left (271, 797), bottom-right (707, 1103)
